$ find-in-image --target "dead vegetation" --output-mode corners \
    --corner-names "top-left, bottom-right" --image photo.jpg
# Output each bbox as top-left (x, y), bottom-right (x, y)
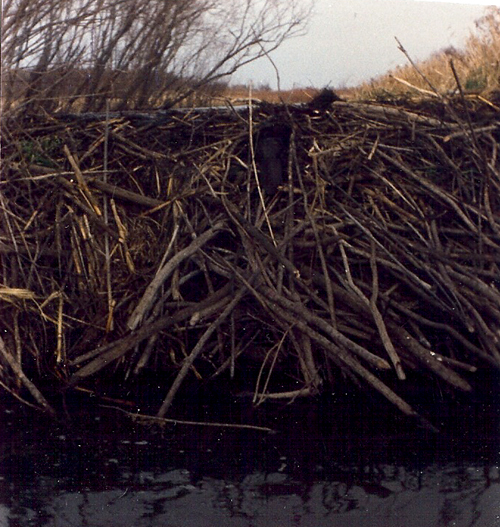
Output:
top-left (1, 89), bottom-right (499, 428)
top-left (355, 7), bottom-right (500, 102)
top-left (1, 0), bottom-right (311, 114)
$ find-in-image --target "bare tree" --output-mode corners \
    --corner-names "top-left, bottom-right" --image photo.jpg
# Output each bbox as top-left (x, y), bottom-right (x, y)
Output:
top-left (1, 0), bottom-right (312, 113)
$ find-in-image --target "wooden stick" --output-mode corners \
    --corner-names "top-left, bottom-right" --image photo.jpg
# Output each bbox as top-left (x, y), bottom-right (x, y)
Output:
top-left (0, 336), bottom-right (56, 415)
top-left (157, 285), bottom-right (248, 417)
top-left (101, 405), bottom-right (275, 433)
top-left (127, 221), bottom-right (225, 330)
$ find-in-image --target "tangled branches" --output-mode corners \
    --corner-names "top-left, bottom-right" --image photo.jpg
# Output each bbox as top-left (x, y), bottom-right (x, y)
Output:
top-left (1, 94), bottom-right (499, 426)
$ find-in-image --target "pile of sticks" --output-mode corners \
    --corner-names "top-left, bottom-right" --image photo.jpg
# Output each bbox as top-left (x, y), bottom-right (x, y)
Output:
top-left (1, 94), bottom-right (499, 425)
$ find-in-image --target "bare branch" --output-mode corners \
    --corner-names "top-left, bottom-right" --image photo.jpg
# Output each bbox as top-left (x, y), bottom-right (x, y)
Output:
top-left (2, 0), bottom-right (312, 113)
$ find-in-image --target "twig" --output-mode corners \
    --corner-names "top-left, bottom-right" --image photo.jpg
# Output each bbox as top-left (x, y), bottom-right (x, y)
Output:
top-left (157, 284), bottom-right (248, 417)
top-left (100, 405), bottom-right (276, 433)
top-left (127, 221), bottom-right (225, 330)
top-left (0, 336), bottom-right (56, 415)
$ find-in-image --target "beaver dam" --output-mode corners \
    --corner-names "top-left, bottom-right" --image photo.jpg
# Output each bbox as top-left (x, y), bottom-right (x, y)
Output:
top-left (1, 93), bottom-right (499, 430)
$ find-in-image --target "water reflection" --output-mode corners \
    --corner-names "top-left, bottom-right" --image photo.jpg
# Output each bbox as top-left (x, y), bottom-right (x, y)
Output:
top-left (2, 465), bottom-right (499, 527)
top-left (1, 394), bottom-right (499, 527)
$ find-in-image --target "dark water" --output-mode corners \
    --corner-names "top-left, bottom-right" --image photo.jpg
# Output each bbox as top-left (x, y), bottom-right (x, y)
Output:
top-left (1, 382), bottom-right (500, 527)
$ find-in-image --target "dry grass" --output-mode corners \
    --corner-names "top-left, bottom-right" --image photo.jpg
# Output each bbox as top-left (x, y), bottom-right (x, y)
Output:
top-left (220, 85), bottom-right (320, 104)
top-left (211, 85), bottom-right (356, 107)
top-left (352, 6), bottom-right (500, 101)
top-left (220, 8), bottom-right (500, 105)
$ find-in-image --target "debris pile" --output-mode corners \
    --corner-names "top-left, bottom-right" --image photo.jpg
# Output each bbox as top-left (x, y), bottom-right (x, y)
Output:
top-left (1, 95), bottom-right (499, 426)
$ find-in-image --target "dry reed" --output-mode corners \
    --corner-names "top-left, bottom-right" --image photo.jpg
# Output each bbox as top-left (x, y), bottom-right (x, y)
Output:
top-left (1, 93), bottom-right (499, 429)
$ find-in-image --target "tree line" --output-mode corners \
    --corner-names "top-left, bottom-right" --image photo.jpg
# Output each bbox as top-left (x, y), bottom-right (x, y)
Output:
top-left (2, 0), bottom-right (312, 113)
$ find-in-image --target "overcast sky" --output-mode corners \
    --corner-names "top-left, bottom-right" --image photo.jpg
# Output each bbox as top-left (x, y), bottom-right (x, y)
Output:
top-left (231, 0), bottom-right (498, 89)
